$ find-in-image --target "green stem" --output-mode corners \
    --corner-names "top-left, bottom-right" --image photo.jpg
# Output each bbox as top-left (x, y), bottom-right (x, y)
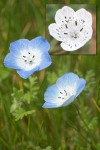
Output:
top-left (66, 119), bottom-right (91, 144)
top-left (27, 116), bottom-right (30, 137)
top-left (74, 104), bottom-right (96, 145)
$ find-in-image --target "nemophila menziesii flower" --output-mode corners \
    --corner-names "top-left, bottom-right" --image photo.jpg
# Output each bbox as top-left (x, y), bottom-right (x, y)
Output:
top-left (4, 36), bottom-right (52, 79)
top-left (48, 6), bottom-right (93, 51)
top-left (42, 73), bottom-right (86, 108)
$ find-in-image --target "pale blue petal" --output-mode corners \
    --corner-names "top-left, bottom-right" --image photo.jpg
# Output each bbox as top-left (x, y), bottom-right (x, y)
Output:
top-left (56, 72), bottom-right (79, 91)
top-left (42, 102), bottom-right (62, 108)
top-left (30, 36), bottom-right (50, 52)
top-left (17, 67), bottom-right (39, 79)
top-left (75, 79), bottom-right (86, 97)
top-left (10, 39), bottom-right (29, 54)
top-left (44, 84), bottom-right (60, 103)
top-left (62, 95), bottom-right (75, 107)
top-left (4, 53), bottom-right (21, 69)
top-left (38, 52), bottom-right (52, 70)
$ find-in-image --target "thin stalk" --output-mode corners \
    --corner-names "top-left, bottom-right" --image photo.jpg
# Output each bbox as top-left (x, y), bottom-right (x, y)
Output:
top-left (27, 116), bottom-right (30, 137)
top-left (74, 104), bottom-right (96, 144)
top-left (65, 119), bottom-right (91, 144)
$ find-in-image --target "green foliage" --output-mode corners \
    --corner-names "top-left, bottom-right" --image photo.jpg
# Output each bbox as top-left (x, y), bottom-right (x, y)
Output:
top-left (11, 107), bottom-right (35, 121)
top-left (10, 76), bottom-right (39, 121)
top-left (35, 146), bottom-right (52, 150)
top-left (84, 70), bottom-right (96, 96)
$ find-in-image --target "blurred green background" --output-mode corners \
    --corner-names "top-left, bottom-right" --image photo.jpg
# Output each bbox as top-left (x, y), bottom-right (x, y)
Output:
top-left (46, 4), bottom-right (96, 54)
top-left (0, 0), bottom-right (100, 150)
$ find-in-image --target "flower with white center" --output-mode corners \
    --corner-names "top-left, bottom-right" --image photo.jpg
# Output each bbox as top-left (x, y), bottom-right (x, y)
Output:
top-left (48, 6), bottom-right (93, 51)
top-left (42, 72), bottom-right (86, 108)
top-left (4, 36), bottom-right (52, 79)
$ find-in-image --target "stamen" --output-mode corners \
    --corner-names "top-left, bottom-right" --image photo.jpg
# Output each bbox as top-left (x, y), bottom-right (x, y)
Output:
top-left (23, 56), bottom-right (26, 58)
top-left (28, 52), bottom-right (30, 54)
top-left (60, 92), bottom-right (63, 94)
top-left (75, 44), bottom-right (77, 47)
top-left (65, 20), bottom-right (69, 23)
top-left (64, 33), bottom-right (68, 35)
top-left (29, 61), bottom-right (32, 63)
top-left (75, 21), bottom-right (77, 26)
top-left (65, 24), bottom-right (68, 28)
top-left (56, 29), bottom-right (59, 32)
top-left (64, 90), bottom-right (67, 96)
top-left (33, 55), bottom-right (35, 58)
top-left (80, 28), bottom-right (83, 32)
top-left (58, 97), bottom-right (61, 98)
top-left (24, 60), bottom-right (27, 62)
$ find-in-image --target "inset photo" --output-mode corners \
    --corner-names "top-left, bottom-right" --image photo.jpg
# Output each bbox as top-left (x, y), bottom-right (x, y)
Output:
top-left (46, 4), bottom-right (96, 55)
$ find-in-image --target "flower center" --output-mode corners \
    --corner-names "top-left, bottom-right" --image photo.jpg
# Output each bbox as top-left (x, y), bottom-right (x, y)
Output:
top-left (58, 90), bottom-right (69, 100)
top-left (70, 31), bottom-right (79, 40)
top-left (22, 52), bottom-right (35, 65)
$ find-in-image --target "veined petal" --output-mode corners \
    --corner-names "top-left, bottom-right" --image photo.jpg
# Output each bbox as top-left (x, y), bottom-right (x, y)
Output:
top-left (56, 73), bottom-right (79, 95)
top-left (42, 102), bottom-right (62, 108)
top-left (4, 53), bottom-right (21, 69)
top-left (60, 42), bottom-right (79, 51)
top-left (75, 8), bottom-right (92, 26)
top-left (17, 67), bottom-right (39, 79)
top-left (78, 26), bottom-right (93, 45)
top-left (38, 52), bottom-right (52, 71)
top-left (75, 79), bottom-right (86, 97)
top-left (55, 6), bottom-right (74, 26)
top-left (10, 39), bottom-right (29, 54)
top-left (48, 23), bottom-right (62, 41)
top-left (44, 84), bottom-right (60, 103)
top-left (30, 36), bottom-right (50, 52)
top-left (62, 95), bottom-right (75, 107)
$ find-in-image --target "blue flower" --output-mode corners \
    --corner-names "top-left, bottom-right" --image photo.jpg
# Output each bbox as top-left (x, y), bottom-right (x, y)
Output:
top-left (42, 72), bottom-right (86, 108)
top-left (4, 36), bottom-right (52, 79)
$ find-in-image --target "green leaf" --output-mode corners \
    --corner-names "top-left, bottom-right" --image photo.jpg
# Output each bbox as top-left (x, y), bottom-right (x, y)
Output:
top-left (12, 108), bottom-right (35, 121)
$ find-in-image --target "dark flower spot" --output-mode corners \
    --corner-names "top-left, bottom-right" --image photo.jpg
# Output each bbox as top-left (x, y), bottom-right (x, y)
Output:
top-left (60, 92), bottom-right (63, 94)
top-left (75, 44), bottom-right (77, 47)
top-left (75, 21), bottom-right (77, 26)
top-left (65, 24), bottom-right (68, 28)
top-left (64, 33), bottom-right (68, 35)
top-left (80, 28), bottom-right (83, 32)
top-left (29, 61), bottom-right (32, 63)
top-left (64, 90), bottom-right (67, 95)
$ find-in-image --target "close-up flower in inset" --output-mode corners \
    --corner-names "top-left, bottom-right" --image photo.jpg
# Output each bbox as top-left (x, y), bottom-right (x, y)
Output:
top-left (42, 72), bottom-right (86, 108)
top-left (4, 36), bottom-right (52, 79)
top-left (48, 6), bottom-right (93, 51)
